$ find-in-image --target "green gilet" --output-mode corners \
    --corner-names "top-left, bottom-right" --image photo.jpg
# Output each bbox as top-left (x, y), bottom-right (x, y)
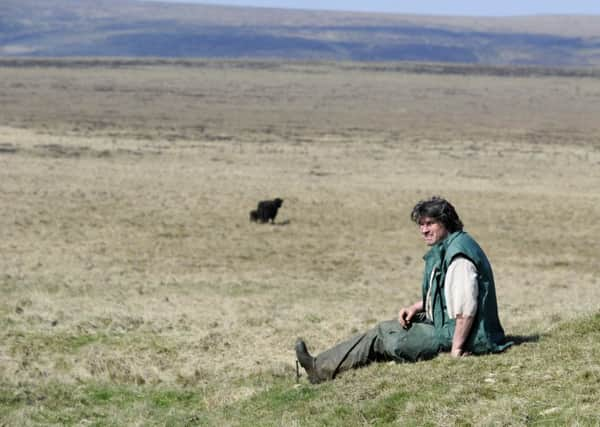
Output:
top-left (421, 231), bottom-right (511, 354)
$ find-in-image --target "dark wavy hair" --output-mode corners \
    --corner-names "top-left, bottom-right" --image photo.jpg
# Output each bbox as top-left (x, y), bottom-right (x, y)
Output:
top-left (411, 196), bottom-right (464, 233)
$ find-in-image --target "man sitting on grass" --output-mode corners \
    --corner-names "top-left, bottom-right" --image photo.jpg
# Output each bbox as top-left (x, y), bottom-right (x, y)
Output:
top-left (296, 196), bottom-right (512, 383)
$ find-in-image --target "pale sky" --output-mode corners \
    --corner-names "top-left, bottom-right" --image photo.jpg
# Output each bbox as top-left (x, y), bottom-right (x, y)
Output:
top-left (141, 0), bottom-right (600, 16)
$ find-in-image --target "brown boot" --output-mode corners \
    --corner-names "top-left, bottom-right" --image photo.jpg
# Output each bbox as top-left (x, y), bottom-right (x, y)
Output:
top-left (295, 339), bottom-right (323, 384)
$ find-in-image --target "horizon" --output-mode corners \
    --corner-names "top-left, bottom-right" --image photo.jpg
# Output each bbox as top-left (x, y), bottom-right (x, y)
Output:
top-left (139, 0), bottom-right (600, 16)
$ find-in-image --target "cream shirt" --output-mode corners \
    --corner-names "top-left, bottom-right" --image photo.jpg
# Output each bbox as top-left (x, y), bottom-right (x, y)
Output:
top-left (426, 256), bottom-right (479, 320)
top-left (444, 257), bottom-right (479, 318)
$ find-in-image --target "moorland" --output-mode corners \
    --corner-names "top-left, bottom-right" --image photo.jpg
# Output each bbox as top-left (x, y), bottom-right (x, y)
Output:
top-left (1, 58), bottom-right (600, 425)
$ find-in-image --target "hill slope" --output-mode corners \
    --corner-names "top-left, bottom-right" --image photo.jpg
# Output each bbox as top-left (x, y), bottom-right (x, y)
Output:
top-left (2, 0), bottom-right (600, 66)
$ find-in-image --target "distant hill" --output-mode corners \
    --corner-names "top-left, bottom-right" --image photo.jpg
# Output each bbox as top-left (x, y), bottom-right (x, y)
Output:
top-left (2, 0), bottom-right (600, 66)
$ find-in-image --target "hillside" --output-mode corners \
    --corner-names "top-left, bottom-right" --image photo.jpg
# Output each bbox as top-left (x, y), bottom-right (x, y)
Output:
top-left (2, 0), bottom-right (600, 65)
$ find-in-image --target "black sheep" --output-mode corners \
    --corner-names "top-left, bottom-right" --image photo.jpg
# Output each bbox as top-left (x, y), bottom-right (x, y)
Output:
top-left (250, 198), bottom-right (283, 223)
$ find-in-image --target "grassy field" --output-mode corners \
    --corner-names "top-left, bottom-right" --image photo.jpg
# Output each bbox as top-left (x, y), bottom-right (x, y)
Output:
top-left (1, 59), bottom-right (600, 425)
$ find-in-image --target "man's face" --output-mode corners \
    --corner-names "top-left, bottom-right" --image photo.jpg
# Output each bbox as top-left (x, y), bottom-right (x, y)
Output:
top-left (418, 216), bottom-right (449, 246)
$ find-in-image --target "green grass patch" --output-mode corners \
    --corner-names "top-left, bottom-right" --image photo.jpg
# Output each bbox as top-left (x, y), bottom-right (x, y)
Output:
top-left (7, 331), bottom-right (120, 356)
top-left (0, 382), bottom-right (208, 426)
top-left (2, 313), bottom-right (600, 425)
top-left (5, 329), bottom-right (181, 358)
top-left (555, 312), bottom-right (600, 337)
top-left (360, 390), bottom-right (412, 425)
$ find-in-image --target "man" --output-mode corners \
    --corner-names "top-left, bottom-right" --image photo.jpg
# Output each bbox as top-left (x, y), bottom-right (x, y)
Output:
top-left (295, 196), bottom-right (511, 384)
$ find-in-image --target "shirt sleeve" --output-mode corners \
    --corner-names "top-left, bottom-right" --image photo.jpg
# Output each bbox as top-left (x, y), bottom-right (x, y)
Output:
top-left (444, 257), bottom-right (479, 319)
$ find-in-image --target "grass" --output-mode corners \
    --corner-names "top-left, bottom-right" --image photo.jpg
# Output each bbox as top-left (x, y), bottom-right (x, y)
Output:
top-left (2, 314), bottom-right (599, 425)
top-left (0, 383), bottom-right (206, 426)
top-left (1, 59), bottom-right (600, 425)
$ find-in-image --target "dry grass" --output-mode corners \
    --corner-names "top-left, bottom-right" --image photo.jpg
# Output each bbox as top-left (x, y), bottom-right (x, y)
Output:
top-left (1, 59), bottom-right (600, 424)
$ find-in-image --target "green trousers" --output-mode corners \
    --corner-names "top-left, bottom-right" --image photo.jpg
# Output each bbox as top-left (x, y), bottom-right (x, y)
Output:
top-left (311, 318), bottom-right (446, 381)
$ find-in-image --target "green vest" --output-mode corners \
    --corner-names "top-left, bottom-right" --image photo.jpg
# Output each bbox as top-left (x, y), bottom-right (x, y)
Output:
top-left (421, 231), bottom-right (511, 354)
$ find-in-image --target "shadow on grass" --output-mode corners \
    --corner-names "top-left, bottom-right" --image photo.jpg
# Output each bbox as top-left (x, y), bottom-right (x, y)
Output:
top-left (505, 333), bottom-right (540, 346)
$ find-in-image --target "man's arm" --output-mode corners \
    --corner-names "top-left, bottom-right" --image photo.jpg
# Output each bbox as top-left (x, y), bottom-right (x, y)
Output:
top-left (451, 314), bottom-right (475, 357)
top-left (398, 301), bottom-right (423, 329)
top-left (445, 257), bottom-right (479, 357)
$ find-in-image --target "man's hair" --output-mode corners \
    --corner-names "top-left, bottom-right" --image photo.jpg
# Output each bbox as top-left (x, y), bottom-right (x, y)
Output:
top-left (411, 196), bottom-right (464, 233)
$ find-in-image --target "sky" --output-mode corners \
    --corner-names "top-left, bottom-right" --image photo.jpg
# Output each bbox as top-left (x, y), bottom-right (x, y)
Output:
top-left (143, 0), bottom-right (600, 16)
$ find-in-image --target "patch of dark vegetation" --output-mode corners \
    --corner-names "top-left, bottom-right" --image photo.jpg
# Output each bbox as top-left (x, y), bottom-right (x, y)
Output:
top-left (338, 61), bottom-right (600, 78)
top-left (26, 144), bottom-right (159, 159)
top-left (204, 134), bottom-right (235, 142)
top-left (0, 143), bottom-right (18, 154)
top-left (99, 30), bottom-right (338, 59)
top-left (351, 44), bottom-right (478, 63)
top-left (1, 57), bottom-right (600, 79)
top-left (34, 144), bottom-right (89, 158)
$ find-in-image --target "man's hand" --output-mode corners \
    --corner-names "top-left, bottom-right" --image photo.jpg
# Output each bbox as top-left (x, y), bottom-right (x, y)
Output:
top-left (398, 308), bottom-right (413, 329)
top-left (450, 348), bottom-right (472, 357)
top-left (398, 301), bottom-right (423, 329)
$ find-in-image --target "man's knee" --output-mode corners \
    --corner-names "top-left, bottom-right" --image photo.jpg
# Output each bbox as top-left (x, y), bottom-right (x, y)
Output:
top-left (379, 322), bottom-right (441, 362)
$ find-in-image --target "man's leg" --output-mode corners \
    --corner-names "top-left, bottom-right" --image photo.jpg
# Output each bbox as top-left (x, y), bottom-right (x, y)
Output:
top-left (296, 325), bottom-right (385, 383)
top-left (376, 318), bottom-right (442, 362)
top-left (296, 319), bottom-right (442, 383)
